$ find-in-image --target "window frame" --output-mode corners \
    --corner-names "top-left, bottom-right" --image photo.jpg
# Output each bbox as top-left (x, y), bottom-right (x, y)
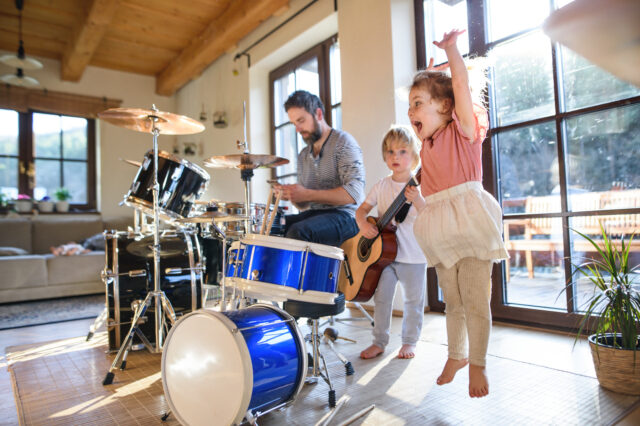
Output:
top-left (268, 35), bottom-right (338, 180)
top-left (414, 0), bottom-right (640, 330)
top-left (1, 109), bottom-right (97, 211)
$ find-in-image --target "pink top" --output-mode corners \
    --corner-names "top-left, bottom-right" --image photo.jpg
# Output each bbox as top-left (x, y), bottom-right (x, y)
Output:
top-left (419, 104), bottom-right (489, 196)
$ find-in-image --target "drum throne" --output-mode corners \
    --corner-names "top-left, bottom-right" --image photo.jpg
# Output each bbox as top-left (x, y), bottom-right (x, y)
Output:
top-left (283, 293), bottom-right (354, 408)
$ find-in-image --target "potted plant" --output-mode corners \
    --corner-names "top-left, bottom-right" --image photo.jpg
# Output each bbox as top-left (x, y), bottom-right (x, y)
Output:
top-left (568, 224), bottom-right (639, 395)
top-left (54, 188), bottom-right (71, 213)
top-left (38, 195), bottom-right (54, 213)
top-left (0, 193), bottom-right (8, 215)
top-left (14, 194), bottom-right (33, 213)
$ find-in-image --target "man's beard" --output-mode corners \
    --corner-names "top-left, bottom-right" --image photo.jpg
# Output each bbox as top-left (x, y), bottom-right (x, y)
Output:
top-left (302, 118), bottom-right (323, 145)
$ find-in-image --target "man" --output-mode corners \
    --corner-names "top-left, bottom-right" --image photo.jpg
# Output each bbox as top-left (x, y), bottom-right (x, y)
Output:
top-left (276, 90), bottom-right (365, 247)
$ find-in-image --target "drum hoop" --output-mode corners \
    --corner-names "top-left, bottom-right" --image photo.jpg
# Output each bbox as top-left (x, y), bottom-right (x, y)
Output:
top-left (240, 234), bottom-right (344, 260)
top-left (228, 278), bottom-right (338, 305)
top-left (150, 149), bottom-right (211, 182)
top-left (123, 196), bottom-right (183, 221)
top-left (161, 309), bottom-right (254, 426)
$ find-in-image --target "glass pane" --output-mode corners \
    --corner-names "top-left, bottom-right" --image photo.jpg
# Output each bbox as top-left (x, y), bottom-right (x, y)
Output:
top-left (62, 116), bottom-right (88, 160)
top-left (497, 121), bottom-right (560, 212)
top-left (486, 0), bottom-right (549, 42)
top-left (330, 42), bottom-right (342, 105)
top-left (274, 73), bottom-right (295, 127)
top-left (569, 214), bottom-right (640, 311)
top-left (561, 47), bottom-right (640, 111)
top-left (490, 31), bottom-right (555, 126)
top-left (34, 159), bottom-right (61, 200)
top-left (33, 113), bottom-right (61, 158)
top-left (331, 104), bottom-right (342, 130)
top-left (63, 161), bottom-right (87, 203)
top-left (274, 124), bottom-right (299, 182)
top-left (503, 216), bottom-right (566, 310)
top-left (565, 104), bottom-right (640, 210)
top-left (423, 0), bottom-right (469, 66)
top-left (0, 109), bottom-right (19, 156)
top-left (295, 58), bottom-right (319, 97)
top-left (0, 157), bottom-right (18, 199)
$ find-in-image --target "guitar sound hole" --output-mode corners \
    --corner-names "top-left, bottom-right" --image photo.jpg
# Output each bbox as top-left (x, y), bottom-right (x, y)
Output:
top-left (358, 239), bottom-right (370, 259)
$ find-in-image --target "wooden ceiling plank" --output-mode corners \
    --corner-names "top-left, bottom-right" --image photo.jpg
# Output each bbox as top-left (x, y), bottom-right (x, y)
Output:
top-left (156, 0), bottom-right (289, 96)
top-left (61, 0), bottom-right (120, 82)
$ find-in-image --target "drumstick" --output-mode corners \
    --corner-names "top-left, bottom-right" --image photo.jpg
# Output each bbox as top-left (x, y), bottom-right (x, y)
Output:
top-left (265, 189), bottom-right (281, 235)
top-left (260, 187), bottom-right (273, 235)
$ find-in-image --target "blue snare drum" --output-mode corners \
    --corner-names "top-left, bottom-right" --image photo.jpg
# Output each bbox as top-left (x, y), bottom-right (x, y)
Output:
top-left (227, 234), bottom-right (344, 304)
top-left (161, 305), bottom-right (307, 426)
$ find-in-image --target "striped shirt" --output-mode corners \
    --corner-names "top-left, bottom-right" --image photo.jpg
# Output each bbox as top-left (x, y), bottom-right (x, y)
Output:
top-left (297, 128), bottom-right (365, 214)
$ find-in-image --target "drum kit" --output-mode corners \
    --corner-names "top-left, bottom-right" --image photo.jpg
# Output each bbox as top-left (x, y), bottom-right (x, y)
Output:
top-left (96, 105), bottom-right (349, 424)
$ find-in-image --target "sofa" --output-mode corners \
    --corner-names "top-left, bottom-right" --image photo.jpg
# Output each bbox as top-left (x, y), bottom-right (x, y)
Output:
top-left (0, 214), bottom-right (132, 303)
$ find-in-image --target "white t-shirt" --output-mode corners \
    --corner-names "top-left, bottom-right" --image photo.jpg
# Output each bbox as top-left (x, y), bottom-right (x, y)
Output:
top-left (364, 175), bottom-right (427, 264)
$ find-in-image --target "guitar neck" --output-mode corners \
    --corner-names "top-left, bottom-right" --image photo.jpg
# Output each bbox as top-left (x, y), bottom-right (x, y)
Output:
top-left (375, 174), bottom-right (420, 231)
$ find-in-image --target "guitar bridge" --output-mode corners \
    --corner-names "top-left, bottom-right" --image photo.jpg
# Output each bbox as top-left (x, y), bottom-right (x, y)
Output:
top-left (342, 255), bottom-right (353, 285)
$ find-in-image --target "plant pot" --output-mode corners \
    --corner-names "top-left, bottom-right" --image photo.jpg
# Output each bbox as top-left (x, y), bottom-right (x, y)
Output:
top-left (589, 334), bottom-right (640, 395)
top-left (15, 200), bottom-right (33, 213)
top-left (38, 201), bottom-right (54, 213)
top-left (55, 201), bottom-right (69, 213)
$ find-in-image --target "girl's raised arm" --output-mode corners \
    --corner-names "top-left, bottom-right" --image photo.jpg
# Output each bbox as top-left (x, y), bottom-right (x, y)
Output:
top-left (434, 30), bottom-right (475, 141)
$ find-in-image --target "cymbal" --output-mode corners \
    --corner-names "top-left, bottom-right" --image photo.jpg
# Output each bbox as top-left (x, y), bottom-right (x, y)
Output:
top-left (98, 107), bottom-right (205, 135)
top-left (176, 212), bottom-right (250, 224)
top-left (203, 154), bottom-right (289, 170)
top-left (120, 158), bottom-right (142, 167)
top-left (126, 236), bottom-right (185, 258)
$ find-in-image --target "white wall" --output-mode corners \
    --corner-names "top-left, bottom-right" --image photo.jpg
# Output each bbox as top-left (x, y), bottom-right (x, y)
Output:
top-left (0, 54), bottom-right (176, 221)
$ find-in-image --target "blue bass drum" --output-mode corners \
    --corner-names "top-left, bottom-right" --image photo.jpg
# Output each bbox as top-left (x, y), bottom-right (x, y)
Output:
top-left (161, 305), bottom-right (307, 425)
top-left (226, 234), bottom-right (343, 305)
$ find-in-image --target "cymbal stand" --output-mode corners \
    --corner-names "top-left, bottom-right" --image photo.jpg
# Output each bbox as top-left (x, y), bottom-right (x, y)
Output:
top-left (103, 106), bottom-right (177, 386)
top-left (238, 101), bottom-right (252, 236)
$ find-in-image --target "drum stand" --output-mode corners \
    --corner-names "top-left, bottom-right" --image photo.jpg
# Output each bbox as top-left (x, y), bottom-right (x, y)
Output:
top-left (103, 107), bottom-right (178, 386)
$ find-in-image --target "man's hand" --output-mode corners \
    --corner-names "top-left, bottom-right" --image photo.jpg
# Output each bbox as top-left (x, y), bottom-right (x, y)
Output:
top-left (278, 183), bottom-right (309, 204)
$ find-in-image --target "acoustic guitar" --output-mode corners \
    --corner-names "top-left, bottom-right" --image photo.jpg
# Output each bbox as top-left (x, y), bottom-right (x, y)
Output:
top-left (338, 172), bottom-right (421, 302)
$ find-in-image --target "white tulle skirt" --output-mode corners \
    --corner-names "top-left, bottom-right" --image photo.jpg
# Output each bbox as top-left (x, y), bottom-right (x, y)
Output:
top-left (413, 181), bottom-right (509, 269)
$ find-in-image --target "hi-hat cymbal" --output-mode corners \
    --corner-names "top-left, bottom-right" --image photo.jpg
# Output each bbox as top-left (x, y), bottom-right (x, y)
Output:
top-left (126, 236), bottom-right (185, 258)
top-left (176, 212), bottom-right (250, 224)
top-left (203, 154), bottom-right (289, 170)
top-left (98, 107), bottom-right (205, 135)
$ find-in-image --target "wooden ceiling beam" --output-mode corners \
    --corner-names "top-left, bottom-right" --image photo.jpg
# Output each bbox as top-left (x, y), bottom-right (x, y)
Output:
top-left (156, 0), bottom-right (289, 96)
top-left (61, 0), bottom-right (120, 82)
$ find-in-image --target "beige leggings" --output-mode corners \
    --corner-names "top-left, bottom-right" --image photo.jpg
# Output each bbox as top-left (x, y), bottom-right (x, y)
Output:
top-left (435, 257), bottom-right (493, 367)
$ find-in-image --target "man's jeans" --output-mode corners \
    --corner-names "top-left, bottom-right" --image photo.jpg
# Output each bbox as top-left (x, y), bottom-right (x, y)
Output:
top-left (284, 208), bottom-right (358, 247)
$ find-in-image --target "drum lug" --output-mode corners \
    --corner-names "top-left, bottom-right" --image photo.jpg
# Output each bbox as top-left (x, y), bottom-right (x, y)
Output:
top-left (251, 269), bottom-right (261, 280)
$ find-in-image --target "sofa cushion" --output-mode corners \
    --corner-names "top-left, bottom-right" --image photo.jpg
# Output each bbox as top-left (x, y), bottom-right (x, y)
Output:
top-left (0, 218), bottom-right (32, 253)
top-left (0, 255), bottom-right (48, 293)
top-left (31, 216), bottom-right (104, 254)
top-left (46, 252), bottom-right (105, 286)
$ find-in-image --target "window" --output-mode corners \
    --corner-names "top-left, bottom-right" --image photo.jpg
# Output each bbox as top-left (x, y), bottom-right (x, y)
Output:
top-left (269, 36), bottom-right (341, 189)
top-left (0, 109), bottom-right (96, 209)
top-left (415, 0), bottom-right (640, 327)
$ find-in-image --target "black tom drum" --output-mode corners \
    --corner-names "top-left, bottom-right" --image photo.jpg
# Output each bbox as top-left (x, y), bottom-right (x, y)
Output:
top-left (125, 150), bottom-right (209, 221)
top-left (103, 230), bottom-right (203, 351)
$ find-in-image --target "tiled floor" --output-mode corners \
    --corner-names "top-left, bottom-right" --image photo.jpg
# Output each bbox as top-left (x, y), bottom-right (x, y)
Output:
top-left (2, 309), bottom-right (640, 425)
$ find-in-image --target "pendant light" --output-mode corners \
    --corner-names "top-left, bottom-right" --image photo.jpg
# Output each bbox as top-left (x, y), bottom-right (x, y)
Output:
top-left (0, 0), bottom-right (42, 87)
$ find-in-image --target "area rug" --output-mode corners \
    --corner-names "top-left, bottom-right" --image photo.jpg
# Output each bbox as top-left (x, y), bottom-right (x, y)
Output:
top-left (6, 323), bottom-right (640, 425)
top-left (0, 294), bottom-right (104, 330)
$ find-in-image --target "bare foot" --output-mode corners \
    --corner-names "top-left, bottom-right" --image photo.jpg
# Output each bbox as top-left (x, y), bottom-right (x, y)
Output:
top-left (436, 358), bottom-right (469, 385)
top-left (397, 344), bottom-right (416, 359)
top-left (360, 344), bottom-right (384, 359)
top-left (468, 364), bottom-right (489, 398)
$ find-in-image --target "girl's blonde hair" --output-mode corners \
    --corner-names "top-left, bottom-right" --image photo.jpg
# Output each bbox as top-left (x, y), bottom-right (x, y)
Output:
top-left (382, 125), bottom-right (421, 170)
